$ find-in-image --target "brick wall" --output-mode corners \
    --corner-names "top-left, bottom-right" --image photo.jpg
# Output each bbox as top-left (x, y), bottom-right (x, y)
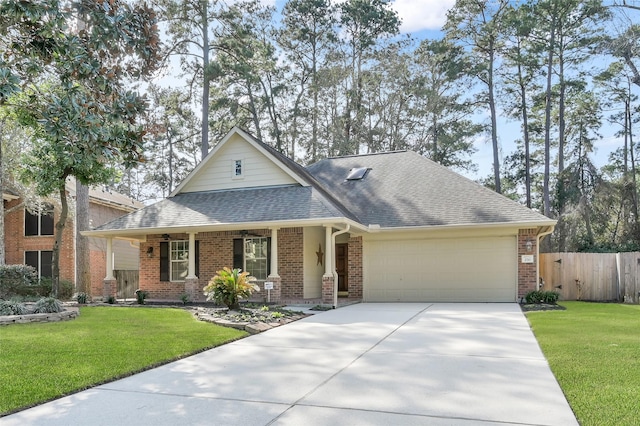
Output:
top-left (348, 235), bottom-right (363, 298)
top-left (4, 199), bottom-right (75, 284)
top-left (518, 229), bottom-right (538, 298)
top-left (138, 228), bottom-right (306, 301)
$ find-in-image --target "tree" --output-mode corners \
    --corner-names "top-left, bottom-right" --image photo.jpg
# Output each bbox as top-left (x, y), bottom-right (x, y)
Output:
top-left (445, 0), bottom-right (510, 194)
top-left (0, 0), bottom-right (160, 296)
top-left (337, 0), bottom-right (400, 155)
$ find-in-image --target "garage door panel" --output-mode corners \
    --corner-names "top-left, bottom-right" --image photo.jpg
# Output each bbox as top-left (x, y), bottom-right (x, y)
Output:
top-left (364, 236), bottom-right (517, 302)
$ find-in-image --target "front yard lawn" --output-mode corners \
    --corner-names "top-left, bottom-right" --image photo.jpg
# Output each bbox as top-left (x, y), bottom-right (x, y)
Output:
top-left (526, 301), bottom-right (640, 426)
top-left (0, 307), bottom-right (247, 415)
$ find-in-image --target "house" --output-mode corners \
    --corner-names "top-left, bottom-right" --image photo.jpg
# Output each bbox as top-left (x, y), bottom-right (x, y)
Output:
top-left (84, 127), bottom-right (555, 305)
top-left (3, 182), bottom-right (143, 296)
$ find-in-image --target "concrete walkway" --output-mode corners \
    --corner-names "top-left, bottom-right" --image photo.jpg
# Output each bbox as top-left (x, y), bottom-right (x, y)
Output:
top-left (2, 303), bottom-right (577, 426)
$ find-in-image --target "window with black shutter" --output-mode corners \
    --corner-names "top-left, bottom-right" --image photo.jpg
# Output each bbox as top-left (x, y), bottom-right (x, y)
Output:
top-left (24, 205), bottom-right (54, 236)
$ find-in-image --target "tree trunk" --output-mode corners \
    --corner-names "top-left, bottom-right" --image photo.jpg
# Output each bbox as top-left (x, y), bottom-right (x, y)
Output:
top-left (52, 184), bottom-right (69, 297)
top-left (200, 0), bottom-right (210, 161)
top-left (543, 22), bottom-right (556, 218)
top-left (557, 45), bottom-right (566, 174)
top-left (0, 118), bottom-right (5, 265)
top-left (517, 59), bottom-right (532, 208)
top-left (488, 45), bottom-right (501, 194)
top-left (75, 180), bottom-right (91, 296)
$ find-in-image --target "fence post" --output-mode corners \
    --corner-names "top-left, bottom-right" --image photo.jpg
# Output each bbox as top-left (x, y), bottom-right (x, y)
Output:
top-left (616, 252), bottom-right (622, 302)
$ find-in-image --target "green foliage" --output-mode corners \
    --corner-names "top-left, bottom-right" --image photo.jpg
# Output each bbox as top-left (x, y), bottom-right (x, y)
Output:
top-left (0, 300), bottom-right (28, 316)
top-left (527, 302), bottom-right (640, 425)
top-left (179, 293), bottom-right (190, 305)
top-left (76, 292), bottom-right (88, 304)
top-left (135, 289), bottom-right (148, 305)
top-left (203, 267), bottom-right (259, 310)
top-left (525, 290), bottom-right (560, 305)
top-left (0, 264), bottom-right (38, 299)
top-left (107, 296), bottom-right (116, 305)
top-left (0, 307), bottom-right (246, 414)
top-left (32, 297), bottom-right (63, 314)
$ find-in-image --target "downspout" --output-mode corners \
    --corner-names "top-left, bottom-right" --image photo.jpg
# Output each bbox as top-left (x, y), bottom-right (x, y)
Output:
top-left (536, 226), bottom-right (554, 290)
top-left (332, 224), bottom-right (350, 309)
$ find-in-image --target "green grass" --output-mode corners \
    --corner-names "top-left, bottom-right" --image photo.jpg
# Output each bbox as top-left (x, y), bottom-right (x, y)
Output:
top-left (0, 307), bottom-right (247, 415)
top-left (526, 302), bottom-right (640, 426)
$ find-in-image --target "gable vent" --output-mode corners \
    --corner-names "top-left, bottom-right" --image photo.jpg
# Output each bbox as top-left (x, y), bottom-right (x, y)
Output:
top-left (346, 167), bottom-right (370, 181)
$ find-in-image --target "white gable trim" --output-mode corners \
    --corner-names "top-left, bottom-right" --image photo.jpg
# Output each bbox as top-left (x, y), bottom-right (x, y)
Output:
top-left (170, 127), bottom-right (308, 197)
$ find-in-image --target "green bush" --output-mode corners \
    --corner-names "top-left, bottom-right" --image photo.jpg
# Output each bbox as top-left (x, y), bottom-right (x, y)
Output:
top-left (37, 278), bottom-right (73, 300)
top-left (135, 289), bottom-right (148, 305)
top-left (0, 300), bottom-right (28, 316)
top-left (33, 297), bottom-right (63, 314)
top-left (77, 292), bottom-right (88, 304)
top-left (0, 265), bottom-right (39, 299)
top-left (525, 290), bottom-right (560, 305)
top-left (203, 267), bottom-right (259, 310)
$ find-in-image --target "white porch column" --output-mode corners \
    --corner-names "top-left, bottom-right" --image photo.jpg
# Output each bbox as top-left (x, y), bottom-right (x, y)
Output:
top-left (105, 237), bottom-right (115, 280)
top-left (187, 232), bottom-right (197, 279)
top-left (324, 225), bottom-right (333, 277)
top-left (269, 227), bottom-right (279, 277)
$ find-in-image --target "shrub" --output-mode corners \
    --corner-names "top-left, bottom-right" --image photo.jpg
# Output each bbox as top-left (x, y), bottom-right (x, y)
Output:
top-left (0, 300), bottom-right (28, 316)
top-left (0, 265), bottom-right (39, 299)
top-left (135, 289), bottom-right (148, 305)
top-left (525, 290), bottom-right (560, 305)
top-left (77, 292), bottom-right (88, 304)
top-left (33, 297), bottom-right (63, 314)
top-left (203, 267), bottom-right (259, 310)
top-left (38, 278), bottom-right (74, 300)
top-left (107, 296), bottom-right (116, 304)
top-left (179, 293), bottom-right (190, 305)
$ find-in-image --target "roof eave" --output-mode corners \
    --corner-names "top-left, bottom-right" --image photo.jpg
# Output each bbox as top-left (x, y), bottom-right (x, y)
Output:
top-left (369, 220), bottom-right (557, 234)
top-left (81, 217), bottom-right (369, 239)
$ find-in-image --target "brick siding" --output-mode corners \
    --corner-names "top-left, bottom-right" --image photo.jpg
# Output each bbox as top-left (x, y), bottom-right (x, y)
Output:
top-left (518, 229), bottom-right (538, 298)
top-left (347, 236), bottom-right (363, 298)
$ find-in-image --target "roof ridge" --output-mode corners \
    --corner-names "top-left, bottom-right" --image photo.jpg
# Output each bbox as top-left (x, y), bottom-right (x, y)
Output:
top-left (324, 150), bottom-right (408, 160)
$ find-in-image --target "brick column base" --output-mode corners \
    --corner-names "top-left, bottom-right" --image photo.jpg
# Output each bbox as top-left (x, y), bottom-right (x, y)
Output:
top-left (185, 278), bottom-right (201, 302)
top-left (103, 279), bottom-right (117, 300)
top-left (265, 275), bottom-right (281, 304)
top-left (322, 275), bottom-right (334, 304)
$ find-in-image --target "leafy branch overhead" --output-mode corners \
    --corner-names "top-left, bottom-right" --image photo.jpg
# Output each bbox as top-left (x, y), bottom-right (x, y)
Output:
top-left (0, 0), bottom-right (161, 295)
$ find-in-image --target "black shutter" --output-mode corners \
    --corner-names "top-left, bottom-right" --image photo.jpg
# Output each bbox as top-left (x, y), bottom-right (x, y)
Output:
top-left (160, 242), bottom-right (169, 281)
top-left (25, 210), bottom-right (38, 236)
top-left (233, 239), bottom-right (243, 270)
top-left (195, 240), bottom-right (200, 278)
top-left (267, 237), bottom-right (271, 276)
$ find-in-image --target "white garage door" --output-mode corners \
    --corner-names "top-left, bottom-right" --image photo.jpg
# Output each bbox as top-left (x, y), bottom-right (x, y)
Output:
top-left (364, 236), bottom-right (517, 302)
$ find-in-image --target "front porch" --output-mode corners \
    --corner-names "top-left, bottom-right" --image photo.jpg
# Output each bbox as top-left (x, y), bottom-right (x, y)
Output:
top-left (102, 226), bottom-right (363, 307)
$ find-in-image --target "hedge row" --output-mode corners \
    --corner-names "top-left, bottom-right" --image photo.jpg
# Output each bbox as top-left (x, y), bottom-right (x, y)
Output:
top-left (0, 265), bottom-right (73, 300)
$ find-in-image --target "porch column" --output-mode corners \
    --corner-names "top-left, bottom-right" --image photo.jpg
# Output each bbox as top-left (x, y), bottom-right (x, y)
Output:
top-left (103, 237), bottom-right (117, 300)
top-left (185, 232), bottom-right (199, 301)
top-left (105, 237), bottom-right (115, 280)
top-left (322, 225), bottom-right (335, 304)
top-left (186, 232), bottom-right (197, 279)
top-left (267, 228), bottom-right (281, 303)
top-left (269, 227), bottom-right (279, 277)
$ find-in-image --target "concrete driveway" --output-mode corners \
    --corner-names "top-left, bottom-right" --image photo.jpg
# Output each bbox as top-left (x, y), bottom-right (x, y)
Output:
top-left (2, 303), bottom-right (577, 426)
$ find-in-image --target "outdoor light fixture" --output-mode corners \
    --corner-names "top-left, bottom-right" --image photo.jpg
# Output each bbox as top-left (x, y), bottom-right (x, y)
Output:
top-left (146, 246), bottom-right (154, 258)
top-left (162, 234), bottom-right (170, 241)
top-left (525, 239), bottom-right (533, 252)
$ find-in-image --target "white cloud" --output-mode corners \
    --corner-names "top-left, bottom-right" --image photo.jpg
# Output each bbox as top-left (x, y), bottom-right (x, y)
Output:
top-left (391, 0), bottom-right (455, 33)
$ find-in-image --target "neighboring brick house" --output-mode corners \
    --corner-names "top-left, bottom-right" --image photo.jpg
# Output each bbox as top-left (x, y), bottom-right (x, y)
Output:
top-left (2, 182), bottom-right (143, 296)
top-left (85, 127), bottom-right (556, 305)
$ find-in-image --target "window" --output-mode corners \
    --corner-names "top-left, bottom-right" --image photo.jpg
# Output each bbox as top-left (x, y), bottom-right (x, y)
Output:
top-left (232, 159), bottom-right (244, 179)
top-left (25, 251), bottom-right (53, 278)
top-left (233, 237), bottom-right (270, 280)
top-left (170, 241), bottom-right (189, 282)
top-left (346, 167), bottom-right (370, 181)
top-left (25, 205), bottom-right (54, 236)
top-left (159, 240), bottom-right (199, 282)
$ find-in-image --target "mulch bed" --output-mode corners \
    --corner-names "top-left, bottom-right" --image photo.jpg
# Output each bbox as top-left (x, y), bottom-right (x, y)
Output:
top-left (520, 303), bottom-right (567, 312)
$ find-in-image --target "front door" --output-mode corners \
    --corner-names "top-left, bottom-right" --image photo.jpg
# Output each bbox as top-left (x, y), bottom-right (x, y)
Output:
top-left (336, 243), bottom-right (348, 294)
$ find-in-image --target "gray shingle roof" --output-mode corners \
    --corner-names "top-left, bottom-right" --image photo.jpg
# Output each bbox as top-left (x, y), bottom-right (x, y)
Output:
top-left (305, 150), bottom-right (552, 228)
top-left (94, 185), bottom-right (346, 231)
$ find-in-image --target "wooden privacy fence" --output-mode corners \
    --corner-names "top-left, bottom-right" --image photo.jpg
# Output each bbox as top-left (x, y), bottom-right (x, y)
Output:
top-left (114, 270), bottom-right (138, 300)
top-left (540, 252), bottom-right (640, 303)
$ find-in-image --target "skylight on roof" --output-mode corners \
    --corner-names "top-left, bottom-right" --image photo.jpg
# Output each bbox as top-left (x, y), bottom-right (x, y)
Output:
top-left (346, 167), bottom-right (370, 180)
